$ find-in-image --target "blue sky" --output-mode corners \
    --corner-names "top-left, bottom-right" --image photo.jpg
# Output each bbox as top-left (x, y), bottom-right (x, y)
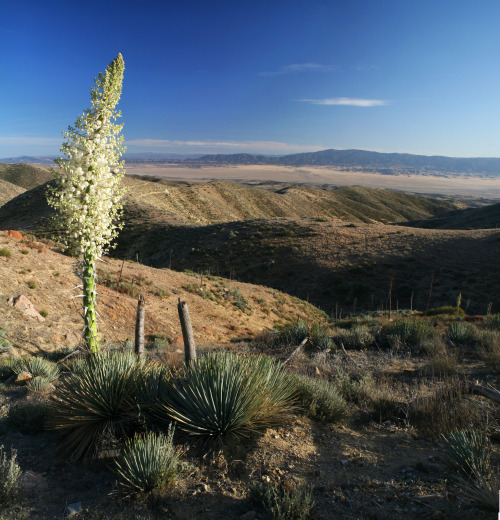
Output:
top-left (2, 1), bottom-right (500, 158)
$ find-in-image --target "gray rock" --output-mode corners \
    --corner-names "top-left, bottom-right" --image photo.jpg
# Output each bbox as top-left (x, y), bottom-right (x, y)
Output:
top-left (66, 502), bottom-right (82, 517)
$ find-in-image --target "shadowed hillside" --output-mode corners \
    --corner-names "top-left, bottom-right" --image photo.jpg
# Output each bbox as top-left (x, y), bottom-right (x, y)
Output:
top-left (403, 202), bottom-right (500, 230)
top-left (113, 218), bottom-right (500, 316)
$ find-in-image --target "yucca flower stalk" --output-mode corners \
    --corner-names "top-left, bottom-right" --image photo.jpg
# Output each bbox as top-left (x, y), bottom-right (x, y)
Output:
top-left (47, 54), bottom-right (126, 353)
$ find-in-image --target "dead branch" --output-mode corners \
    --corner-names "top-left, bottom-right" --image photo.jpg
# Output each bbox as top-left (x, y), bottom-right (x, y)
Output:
top-left (463, 383), bottom-right (500, 405)
top-left (283, 337), bottom-right (309, 365)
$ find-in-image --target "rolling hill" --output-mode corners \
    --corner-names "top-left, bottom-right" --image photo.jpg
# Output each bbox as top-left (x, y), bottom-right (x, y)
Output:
top-left (1, 168), bottom-right (498, 315)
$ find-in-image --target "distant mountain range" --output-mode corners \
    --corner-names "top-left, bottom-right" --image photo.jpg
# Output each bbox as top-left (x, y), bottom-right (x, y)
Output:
top-left (3, 148), bottom-right (500, 176)
top-left (189, 149), bottom-right (500, 176)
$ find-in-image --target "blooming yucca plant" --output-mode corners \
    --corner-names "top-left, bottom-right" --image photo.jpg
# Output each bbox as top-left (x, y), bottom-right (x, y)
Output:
top-left (47, 54), bottom-right (126, 353)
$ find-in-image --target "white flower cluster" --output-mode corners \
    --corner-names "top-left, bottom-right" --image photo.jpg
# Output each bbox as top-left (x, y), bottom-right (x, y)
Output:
top-left (48, 54), bottom-right (126, 258)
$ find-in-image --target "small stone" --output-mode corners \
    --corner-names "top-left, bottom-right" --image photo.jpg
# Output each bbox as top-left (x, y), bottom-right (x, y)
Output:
top-left (22, 470), bottom-right (48, 491)
top-left (8, 295), bottom-right (45, 322)
top-left (15, 371), bottom-right (32, 385)
top-left (7, 230), bottom-right (23, 240)
top-left (66, 502), bottom-right (82, 517)
top-left (340, 459), bottom-right (349, 466)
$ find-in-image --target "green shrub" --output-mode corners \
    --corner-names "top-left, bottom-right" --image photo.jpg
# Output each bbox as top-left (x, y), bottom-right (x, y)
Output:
top-left (0, 446), bottom-right (22, 505)
top-left (309, 323), bottom-right (333, 351)
top-left (7, 399), bottom-right (51, 434)
top-left (26, 376), bottom-right (54, 394)
top-left (336, 325), bottom-right (374, 350)
top-left (115, 428), bottom-right (179, 495)
top-left (250, 480), bottom-right (315, 520)
top-left (50, 351), bottom-right (162, 459)
top-left (379, 319), bottom-right (435, 351)
top-left (229, 289), bottom-right (251, 312)
top-left (155, 352), bottom-right (296, 442)
top-left (291, 374), bottom-right (346, 423)
top-left (442, 429), bottom-right (491, 476)
top-left (0, 248), bottom-right (11, 258)
top-left (446, 321), bottom-right (476, 345)
top-left (13, 356), bottom-right (59, 382)
top-left (274, 321), bottom-right (309, 347)
top-left (426, 306), bottom-right (465, 317)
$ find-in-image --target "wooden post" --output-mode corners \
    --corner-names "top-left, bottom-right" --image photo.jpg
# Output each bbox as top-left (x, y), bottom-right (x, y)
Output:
top-left (388, 277), bottom-right (393, 320)
top-left (178, 298), bottom-right (196, 366)
top-left (135, 294), bottom-right (145, 357)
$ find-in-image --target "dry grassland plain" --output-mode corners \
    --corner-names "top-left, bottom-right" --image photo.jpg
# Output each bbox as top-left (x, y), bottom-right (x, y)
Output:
top-left (124, 164), bottom-right (500, 199)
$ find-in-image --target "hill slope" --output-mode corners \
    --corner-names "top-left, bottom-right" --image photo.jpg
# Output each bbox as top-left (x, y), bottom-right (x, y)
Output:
top-left (0, 230), bottom-right (325, 353)
top-left (0, 173), bottom-right (460, 232)
top-left (0, 179), bottom-right (25, 206)
top-left (0, 162), bottom-right (55, 190)
top-left (403, 202), bottom-right (500, 230)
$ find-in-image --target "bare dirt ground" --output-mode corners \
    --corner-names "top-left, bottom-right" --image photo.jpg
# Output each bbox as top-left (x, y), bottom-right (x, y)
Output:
top-left (0, 231), bottom-right (324, 355)
top-left (124, 164), bottom-right (500, 199)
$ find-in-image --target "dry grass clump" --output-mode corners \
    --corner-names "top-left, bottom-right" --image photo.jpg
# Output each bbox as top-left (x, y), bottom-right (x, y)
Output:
top-left (475, 329), bottom-right (500, 368)
top-left (410, 380), bottom-right (492, 437)
top-left (335, 325), bottom-right (374, 350)
top-left (250, 480), bottom-right (315, 520)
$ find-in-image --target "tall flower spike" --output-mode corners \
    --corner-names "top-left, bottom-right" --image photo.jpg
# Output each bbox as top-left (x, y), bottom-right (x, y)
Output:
top-left (47, 54), bottom-right (126, 353)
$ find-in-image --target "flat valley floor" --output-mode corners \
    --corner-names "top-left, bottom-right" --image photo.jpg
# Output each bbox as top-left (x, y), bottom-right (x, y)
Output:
top-left (124, 164), bottom-right (500, 200)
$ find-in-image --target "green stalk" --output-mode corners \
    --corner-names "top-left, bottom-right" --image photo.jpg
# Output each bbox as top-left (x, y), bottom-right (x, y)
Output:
top-left (82, 247), bottom-right (99, 353)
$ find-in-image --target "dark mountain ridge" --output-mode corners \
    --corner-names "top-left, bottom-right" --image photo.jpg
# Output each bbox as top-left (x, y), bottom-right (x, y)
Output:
top-left (192, 149), bottom-right (500, 175)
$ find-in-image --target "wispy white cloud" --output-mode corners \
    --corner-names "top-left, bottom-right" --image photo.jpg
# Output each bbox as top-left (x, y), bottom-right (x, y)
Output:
top-left (126, 139), bottom-right (322, 154)
top-left (259, 62), bottom-right (335, 76)
top-left (300, 97), bottom-right (389, 107)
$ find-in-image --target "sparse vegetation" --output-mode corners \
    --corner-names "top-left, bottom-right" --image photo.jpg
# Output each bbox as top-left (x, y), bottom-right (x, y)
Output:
top-left (250, 480), bottom-right (315, 520)
top-left (0, 446), bottom-right (22, 505)
top-left (0, 248), bottom-right (11, 258)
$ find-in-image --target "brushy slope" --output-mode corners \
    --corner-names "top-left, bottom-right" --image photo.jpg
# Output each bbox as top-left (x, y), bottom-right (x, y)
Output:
top-left (0, 163), bottom-right (55, 190)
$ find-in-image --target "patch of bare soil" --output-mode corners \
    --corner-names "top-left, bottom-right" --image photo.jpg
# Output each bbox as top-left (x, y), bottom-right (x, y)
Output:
top-left (0, 231), bottom-right (324, 355)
